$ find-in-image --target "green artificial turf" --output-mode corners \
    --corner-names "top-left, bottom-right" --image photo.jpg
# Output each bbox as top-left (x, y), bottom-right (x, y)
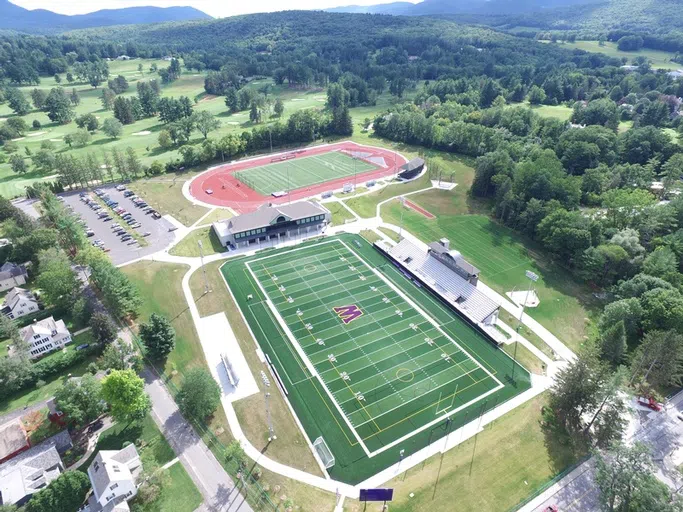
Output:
top-left (221, 233), bottom-right (531, 484)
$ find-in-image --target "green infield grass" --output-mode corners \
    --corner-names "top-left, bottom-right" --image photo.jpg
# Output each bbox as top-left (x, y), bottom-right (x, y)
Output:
top-left (220, 233), bottom-right (531, 484)
top-left (234, 151), bottom-right (377, 195)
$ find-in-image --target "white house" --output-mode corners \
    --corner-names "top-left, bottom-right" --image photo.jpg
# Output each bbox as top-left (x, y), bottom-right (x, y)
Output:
top-left (84, 445), bottom-right (142, 512)
top-left (1, 287), bottom-right (39, 320)
top-left (18, 316), bottom-right (72, 359)
top-left (0, 262), bottom-right (28, 292)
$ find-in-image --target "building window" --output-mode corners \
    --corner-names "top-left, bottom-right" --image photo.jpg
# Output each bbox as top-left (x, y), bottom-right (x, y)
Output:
top-left (110, 483), bottom-right (119, 490)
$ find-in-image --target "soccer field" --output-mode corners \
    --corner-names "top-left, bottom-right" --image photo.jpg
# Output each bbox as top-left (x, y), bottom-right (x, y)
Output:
top-left (221, 234), bottom-right (531, 483)
top-left (233, 151), bottom-right (377, 195)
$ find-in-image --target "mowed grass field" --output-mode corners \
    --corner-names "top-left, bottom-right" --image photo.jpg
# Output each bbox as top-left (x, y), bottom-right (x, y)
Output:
top-left (222, 233), bottom-right (531, 484)
top-left (234, 151), bottom-right (376, 195)
top-left (557, 40), bottom-right (681, 70)
top-left (382, 196), bottom-right (597, 350)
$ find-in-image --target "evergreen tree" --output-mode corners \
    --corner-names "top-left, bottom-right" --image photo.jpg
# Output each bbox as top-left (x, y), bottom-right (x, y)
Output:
top-left (139, 313), bottom-right (176, 360)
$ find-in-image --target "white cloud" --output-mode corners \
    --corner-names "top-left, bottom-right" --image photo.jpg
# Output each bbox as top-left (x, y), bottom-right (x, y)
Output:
top-left (12, 0), bottom-right (420, 18)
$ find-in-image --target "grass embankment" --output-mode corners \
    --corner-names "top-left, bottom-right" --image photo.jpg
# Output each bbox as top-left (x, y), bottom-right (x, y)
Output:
top-left (381, 186), bottom-right (597, 351)
top-left (325, 201), bottom-right (356, 226)
top-left (128, 178), bottom-right (209, 227)
top-left (169, 226), bottom-right (225, 257)
top-left (197, 207), bottom-right (234, 225)
top-left (502, 343), bottom-right (546, 375)
top-left (345, 394), bottom-right (577, 512)
top-left (0, 331), bottom-right (97, 414)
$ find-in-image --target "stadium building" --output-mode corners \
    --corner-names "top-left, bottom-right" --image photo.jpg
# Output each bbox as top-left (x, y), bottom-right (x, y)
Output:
top-left (376, 237), bottom-right (501, 336)
top-left (398, 157), bottom-right (425, 181)
top-left (212, 201), bottom-right (331, 249)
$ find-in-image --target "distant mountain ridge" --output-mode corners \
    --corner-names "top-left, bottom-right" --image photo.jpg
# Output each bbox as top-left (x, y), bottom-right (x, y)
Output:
top-left (0, 0), bottom-right (211, 34)
top-left (327, 0), bottom-right (604, 16)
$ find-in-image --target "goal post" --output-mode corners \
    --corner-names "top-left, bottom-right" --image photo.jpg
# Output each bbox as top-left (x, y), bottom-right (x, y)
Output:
top-left (313, 436), bottom-right (335, 469)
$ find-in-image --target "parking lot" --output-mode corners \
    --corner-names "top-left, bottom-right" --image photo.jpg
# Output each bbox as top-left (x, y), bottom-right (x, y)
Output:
top-left (61, 184), bottom-right (175, 265)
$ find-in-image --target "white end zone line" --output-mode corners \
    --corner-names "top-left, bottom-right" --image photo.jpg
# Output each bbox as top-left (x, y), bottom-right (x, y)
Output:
top-left (246, 238), bottom-right (505, 458)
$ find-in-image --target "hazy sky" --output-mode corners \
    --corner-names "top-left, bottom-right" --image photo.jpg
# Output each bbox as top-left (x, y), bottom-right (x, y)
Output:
top-left (12, 0), bottom-right (420, 17)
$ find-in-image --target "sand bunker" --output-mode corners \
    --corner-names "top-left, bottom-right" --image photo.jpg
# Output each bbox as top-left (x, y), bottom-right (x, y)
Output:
top-left (132, 130), bottom-right (152, 136)
top-left (291, 98), bottom-right (305, 102)
top-left (11, 137), bottom-right (25, 142)
top-left (49, 139), bottom-right (62, 142)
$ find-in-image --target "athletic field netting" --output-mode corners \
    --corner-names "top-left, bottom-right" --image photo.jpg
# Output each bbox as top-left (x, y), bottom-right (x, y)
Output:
top-left (221, 234), bottom-right (531, 484)
top-left (245, 239), bottom-right (503, 455)
top-left (233, 151), bottom-right (378, 196)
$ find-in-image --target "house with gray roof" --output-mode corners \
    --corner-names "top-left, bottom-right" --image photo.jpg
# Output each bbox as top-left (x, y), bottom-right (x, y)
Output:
top-left (84, 445), bottom-right (142, 512)
top-left (0, 262), bottom-right (28, 292)
top-left (212, 200), bottom-right (331, 249)
top-left (0, 430), bottom-right (71, 506)
top-left (18, 316), bottom-right (72, 359)
top-left (1, 287), bottom-right (39, 320)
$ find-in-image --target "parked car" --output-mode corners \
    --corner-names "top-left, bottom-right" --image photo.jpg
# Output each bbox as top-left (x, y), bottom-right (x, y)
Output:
top-left (131, 223), bottom-right (141, 229)
top-left (124, 191), bottom-right (135, 197)
top-left (168, 226), bottom-right (178, 232)
top-left (121, 236), bottom-right (132, 242)
top-left (142, 232), bottom-right (151, 237)
top-left (116, 185), bottom-right (126, 191)
top-left (152, 212), bottom-right (161, 219)
top-left (86, 230), bottom-right (95, 237)
top-left (103, 216), bottom-right (112, 222)
top-left (126, 219), bottom-right (136, 225)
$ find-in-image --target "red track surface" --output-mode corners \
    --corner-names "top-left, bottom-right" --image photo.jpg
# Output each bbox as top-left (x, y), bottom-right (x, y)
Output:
top-left (188, 141), bottom-right (408, 213)
top-left (404, 198), bottom-right (435, 219)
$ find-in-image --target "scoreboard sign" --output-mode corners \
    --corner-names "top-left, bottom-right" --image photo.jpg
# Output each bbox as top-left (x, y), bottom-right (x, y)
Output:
top-left (359, 489), bottom-right (394, 502)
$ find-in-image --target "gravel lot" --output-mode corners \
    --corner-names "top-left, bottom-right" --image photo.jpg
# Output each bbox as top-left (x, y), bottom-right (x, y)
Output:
top-left (61, 184), bottom-right (175, 265)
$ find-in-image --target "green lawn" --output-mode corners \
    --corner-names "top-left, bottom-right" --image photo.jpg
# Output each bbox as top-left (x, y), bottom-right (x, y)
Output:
top-left (128, 178), bottom-right (210, 227)
top-left (138, 462), bottom-right (203, 512)
top-left (198, 207), bottom-right (234, 225)
top-left (506, 101), bottom-right (574, 122)
top-left (121, 261), bottom-right (205, 380)
top-left (558, 40), bottom-right (681, 70)
top-left (325, 201), bottom-right (355, 226)
top-left (361, 394), bottom-right (577, 512)
top-left (169, 226), bottom-right (225, 257)
top-left (0, 331), bottom-right (98, 414)
top-left (382, 194), bottom-right (597, 350)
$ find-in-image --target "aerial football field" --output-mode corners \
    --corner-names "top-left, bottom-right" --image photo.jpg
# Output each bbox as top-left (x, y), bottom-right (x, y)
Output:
top-left (221, 234), bottom-right (531, 484)
top-left (233, 151), bottom-right (377, 196)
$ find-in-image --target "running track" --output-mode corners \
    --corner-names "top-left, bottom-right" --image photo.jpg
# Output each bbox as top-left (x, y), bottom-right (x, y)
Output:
top-left (188, 141), bottom-right (408, 213)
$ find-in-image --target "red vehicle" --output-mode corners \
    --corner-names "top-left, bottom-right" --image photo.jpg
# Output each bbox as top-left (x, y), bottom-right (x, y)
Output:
top-left (638, 396), bottom-right (663, 412)
top-left (544, 506), bottom-right (558, 512)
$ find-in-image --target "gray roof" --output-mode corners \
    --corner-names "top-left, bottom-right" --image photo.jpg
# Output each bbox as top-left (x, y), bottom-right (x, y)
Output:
top-left (19, 316), bottom-right (70, 344)
top-left (400, 158), bottom-right (425, 172)
top-left (1, 287), bottom-right (37, 313)
top-left (0, 262), bottom-right (27, 282)
top-left (427, 242), bottom-right (480, 276)
top-left (0, 431), bottom-right (70, 505)
top-left (0, 419), bottom-right (28, 461)
top-left (387, 239), bottom-right (499, 324)
top-left (88, 445), bottom-right (140, 500)
top-left (218, 201), bottom-right (328, 234)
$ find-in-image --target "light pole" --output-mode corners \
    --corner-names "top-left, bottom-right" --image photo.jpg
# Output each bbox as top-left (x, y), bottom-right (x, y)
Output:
top-left (399, 196), bottom-right (406, 238)
top-left (260, 371), bottom-right (276, 442)
top-left (197, 239), bottom-right (210, 295)
top-left (512, 270), bottom-right (538, 383)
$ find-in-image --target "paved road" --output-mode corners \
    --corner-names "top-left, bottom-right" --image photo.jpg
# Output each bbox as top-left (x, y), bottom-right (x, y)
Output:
top-left (140, 366), bottom-right (254, 512)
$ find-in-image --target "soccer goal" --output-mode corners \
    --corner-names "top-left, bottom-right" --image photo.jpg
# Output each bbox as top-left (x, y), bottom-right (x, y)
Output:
top-left (313, 436), bottom-right (335, 469)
